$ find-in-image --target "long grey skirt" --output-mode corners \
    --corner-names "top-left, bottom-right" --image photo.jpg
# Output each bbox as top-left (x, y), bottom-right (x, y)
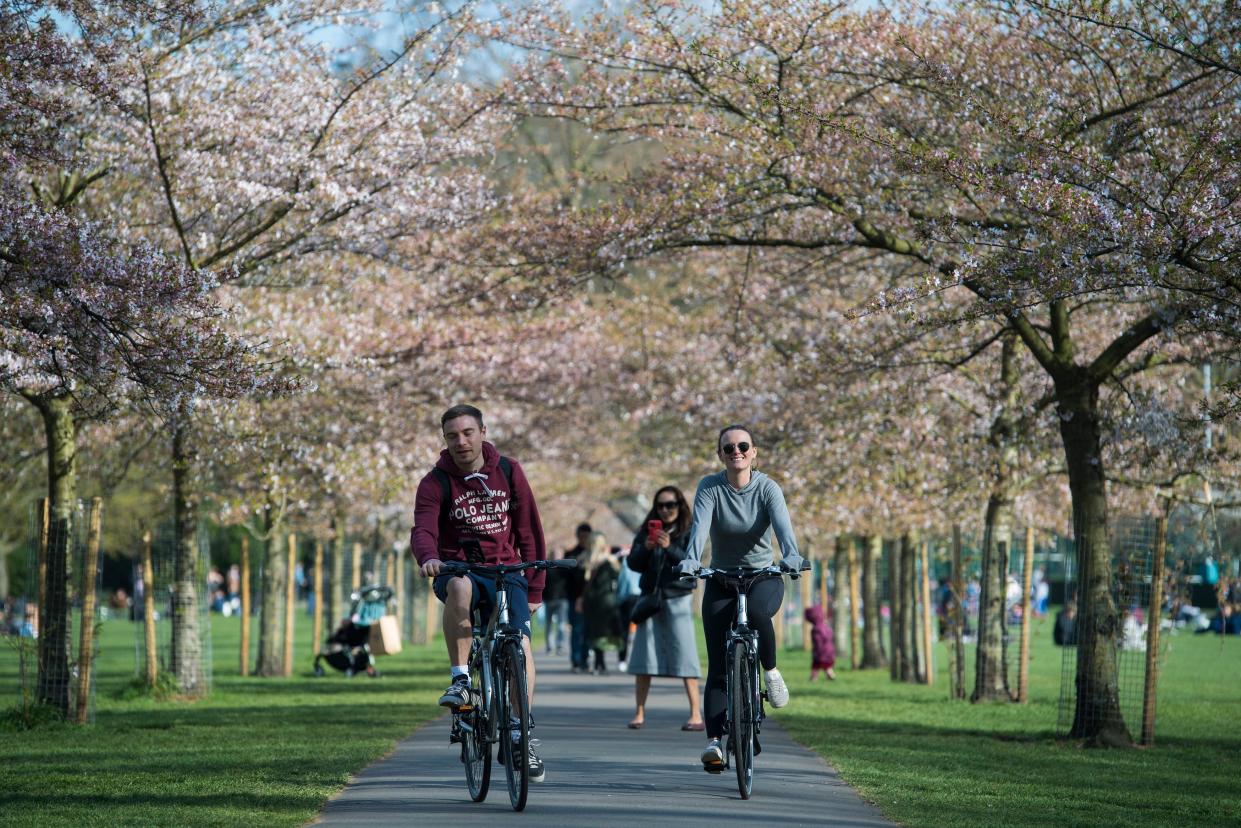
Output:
top-left (625, 592), bottom-right (701, 679)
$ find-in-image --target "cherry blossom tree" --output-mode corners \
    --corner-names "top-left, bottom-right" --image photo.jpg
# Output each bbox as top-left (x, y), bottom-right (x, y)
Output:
top-left (473, 0), bottom-right (1239, 744)
top-left (2, 0), bottom-right (297, 712)
top-left (54, 0), bottom-right (510, 694)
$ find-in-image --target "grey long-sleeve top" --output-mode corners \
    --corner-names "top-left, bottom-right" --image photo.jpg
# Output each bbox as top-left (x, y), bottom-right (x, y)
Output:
top-left (684, 470), bottom-right (801, 569)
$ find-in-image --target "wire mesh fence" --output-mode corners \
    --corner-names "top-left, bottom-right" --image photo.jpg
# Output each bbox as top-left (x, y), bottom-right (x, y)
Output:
top-left (127, 524), bottom-right (213, 695)
top-left (1053, 515), bottom-right (1180, 743)
top-left (231, 530), bottom-right (430, 680)
top-left (1, 499), bottom-right (104, 725)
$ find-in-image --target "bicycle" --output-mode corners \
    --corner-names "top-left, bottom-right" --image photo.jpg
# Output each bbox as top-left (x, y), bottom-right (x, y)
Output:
top-left (440, 557), bottom-right (578, 811)
top-left (682, 564), bottom-right (805, 799)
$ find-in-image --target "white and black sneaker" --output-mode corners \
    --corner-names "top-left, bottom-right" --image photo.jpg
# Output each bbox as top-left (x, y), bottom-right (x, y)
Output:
top-left (438, 676), bottom-right (470, 708)
top-left (510, 737), bottom-right (546, 783)
top-left (764, 668), bottom-right (789, 708)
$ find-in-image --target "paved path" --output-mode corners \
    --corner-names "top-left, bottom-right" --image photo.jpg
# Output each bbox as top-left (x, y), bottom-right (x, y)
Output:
top-left (314, 657), bottom-right (894, 827)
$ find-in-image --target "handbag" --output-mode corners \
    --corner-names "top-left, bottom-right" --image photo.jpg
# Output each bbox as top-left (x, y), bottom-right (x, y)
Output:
top-left (630, 588), bottom-right (663, 624)
top-left (629, 545), bottom-right (667, 624)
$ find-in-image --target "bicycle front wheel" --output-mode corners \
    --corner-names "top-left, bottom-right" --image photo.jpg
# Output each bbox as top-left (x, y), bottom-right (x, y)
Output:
top-left (730, 644), bottom-right (756, 799)
top-left (497, 639), bottom-right (530, 811)
top-left (463, 641), bottom-right (491, 801)
top-left (462, 700), bottom-right (491, 801)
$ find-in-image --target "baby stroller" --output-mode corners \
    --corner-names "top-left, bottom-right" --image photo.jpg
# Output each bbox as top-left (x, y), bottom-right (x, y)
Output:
top-left (313, 585), bottom-right (393, 678)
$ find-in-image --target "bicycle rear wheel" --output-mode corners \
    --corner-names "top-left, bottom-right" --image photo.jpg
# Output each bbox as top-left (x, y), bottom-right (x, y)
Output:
top-left (730, 644), bottom-right (756, 799)
top-left (497, 639), bottom-right (530, 811)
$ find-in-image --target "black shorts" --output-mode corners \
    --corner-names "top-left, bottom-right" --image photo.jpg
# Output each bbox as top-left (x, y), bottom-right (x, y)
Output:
top-left (433, 571), bottom-right (532, 638)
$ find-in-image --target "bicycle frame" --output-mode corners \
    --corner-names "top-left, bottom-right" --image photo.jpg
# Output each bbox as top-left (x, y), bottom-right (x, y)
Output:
top-left (686, 564), bottom-right (801, 798)
top-left (470, 574), bottom-right (524, 744)
top-left (723, 577), bottom-right (764, 770)
top-left (441, 557), bottom-right (577, 811)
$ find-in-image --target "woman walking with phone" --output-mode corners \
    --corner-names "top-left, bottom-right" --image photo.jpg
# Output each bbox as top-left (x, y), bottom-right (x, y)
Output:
top-left (675, 425), bottom-right (807, 771)
top-left (624, 485), bottom-right (703, 730)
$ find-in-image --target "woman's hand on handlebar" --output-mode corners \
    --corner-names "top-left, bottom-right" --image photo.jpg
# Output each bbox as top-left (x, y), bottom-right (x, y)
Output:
top-left (673, 559), bottom-right (701, 578)
top-left (421, 559), bottom-right (444, 577)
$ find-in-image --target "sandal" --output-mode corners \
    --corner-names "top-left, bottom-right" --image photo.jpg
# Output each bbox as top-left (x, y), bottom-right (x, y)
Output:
top-left (680, 721), bottom-right (705, 731)
top-left (627, 719), bottom-right (645, 729)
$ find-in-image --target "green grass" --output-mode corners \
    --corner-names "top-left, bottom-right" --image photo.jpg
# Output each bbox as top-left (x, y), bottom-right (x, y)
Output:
top-left (772, 617), bottom-right (1241, 828)
top-left (2, 609), bottom-right (1238, 827)
top-left (0, 612), bottom-right (445, 827)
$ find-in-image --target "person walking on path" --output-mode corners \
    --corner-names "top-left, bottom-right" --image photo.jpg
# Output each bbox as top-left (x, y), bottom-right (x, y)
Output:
top-left (804, 604), bottom-right (836, 681)
top-left (542, 551), bottom-right (570, 656)
top-left (410, 403), bottom-right (550, 782)
top-left (565, 523), bottom-right (592, 672)
top-left (675, 424), bottom-right (808, 772)
top-left (580, 532), bottom-right (621, 674)
top-left (625, 485), bottom-right (703, 731)
top-left (615, 545), bottom-right (642, 672)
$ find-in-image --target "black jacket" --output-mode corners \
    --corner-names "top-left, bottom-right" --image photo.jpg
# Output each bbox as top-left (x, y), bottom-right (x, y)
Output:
top-left (626, 529), bottom-right (694, 598)
top-left (564, 544), bottom-right (588, 601)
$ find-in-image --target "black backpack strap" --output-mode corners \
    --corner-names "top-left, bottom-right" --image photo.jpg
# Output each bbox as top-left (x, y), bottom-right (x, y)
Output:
top-left (499, 456), bottom-right (515, 512)
top-left (432, 466), bottom-right (451, 504)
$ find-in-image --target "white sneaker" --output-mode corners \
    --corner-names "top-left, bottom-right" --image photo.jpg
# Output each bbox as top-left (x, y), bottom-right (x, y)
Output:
top-left (764, 668), bottom-right (789, 708)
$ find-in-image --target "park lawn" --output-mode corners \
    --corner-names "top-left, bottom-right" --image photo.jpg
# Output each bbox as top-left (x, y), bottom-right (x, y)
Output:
top-left (773, 617), bottom-right (1241, 828)
top-left (0, 612), bottom-right (446, 827)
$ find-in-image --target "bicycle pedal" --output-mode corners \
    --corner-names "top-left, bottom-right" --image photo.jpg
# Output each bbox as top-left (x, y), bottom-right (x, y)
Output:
top-left (703, 763), bottom-right (723, 775)
top-left (456, 704), bottom-right (473, 712)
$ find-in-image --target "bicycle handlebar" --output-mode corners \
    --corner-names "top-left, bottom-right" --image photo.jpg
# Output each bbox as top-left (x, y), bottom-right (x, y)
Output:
top-left (439, 558), bottom-right (579, 577)
top-left (681, 564), bottom-right (802, 583)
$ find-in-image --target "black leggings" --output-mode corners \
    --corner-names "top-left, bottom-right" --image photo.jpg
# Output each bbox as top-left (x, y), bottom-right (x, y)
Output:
top-left (701, 576), bottom-right (785, 739)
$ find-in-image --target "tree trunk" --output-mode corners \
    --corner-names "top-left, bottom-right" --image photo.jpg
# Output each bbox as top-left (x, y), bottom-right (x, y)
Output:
top-left (900, 532), bottom-right (918, 682)
top-left (283, 533), bottom-right (295, 677)
top-left (951, 525), bottom-right (966, 700)
top-left (973, 332), bottom-right (1020, 703)
top-left (860, 534), bottom-right (887, 669)
top-left (30, 393), bottom-right (75, 716)
top-left (972, 492), bottom-right (1012, 702)
top-left (75, 498), bottom-right (102, 724)
top-left (313, 538), bottom-right (324, 656)
top-left (331, 509), bottom-right (346, 628)
top-left (171, 423), bottom-right (206, 697)
top-left (0, 544), bottom-right (10, 604)
top-left (832, 535), bottom-right (850, 668)
top-left (256, 506), bottom-right (287, 677)
top-left (888, 539), bottom-right (901, 681)
top-left (848, 537), bottom-right (861, 670)
top-left (1059, 375), bottom-right (1131, 746)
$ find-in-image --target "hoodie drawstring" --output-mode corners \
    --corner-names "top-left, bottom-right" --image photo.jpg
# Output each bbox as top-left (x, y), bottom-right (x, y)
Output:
top-left (463, 471), bottom-right (494, 498)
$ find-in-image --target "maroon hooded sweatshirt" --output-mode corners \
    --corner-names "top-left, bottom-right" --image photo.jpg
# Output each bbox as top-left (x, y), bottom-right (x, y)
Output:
top-left (410, 441), bottom-right (547, 602)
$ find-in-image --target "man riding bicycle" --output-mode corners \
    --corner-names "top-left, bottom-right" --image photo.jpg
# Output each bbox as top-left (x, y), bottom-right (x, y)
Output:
top-left (411, 404), bottom-right (549, 782)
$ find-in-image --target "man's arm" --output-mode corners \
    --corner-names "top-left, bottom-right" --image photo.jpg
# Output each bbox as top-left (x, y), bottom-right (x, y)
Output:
top-left (411, 474), bottom-right (444, 576)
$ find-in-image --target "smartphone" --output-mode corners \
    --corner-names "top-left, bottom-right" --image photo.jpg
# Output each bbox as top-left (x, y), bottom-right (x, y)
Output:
top-left (646, 519), bottom-right (663, 542)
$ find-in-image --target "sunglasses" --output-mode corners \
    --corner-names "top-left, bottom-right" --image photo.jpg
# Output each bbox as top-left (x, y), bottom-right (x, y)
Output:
top-left (655, 501), bottom-right (679, 510)
top-left (719, 442), bottom-right (751, 455)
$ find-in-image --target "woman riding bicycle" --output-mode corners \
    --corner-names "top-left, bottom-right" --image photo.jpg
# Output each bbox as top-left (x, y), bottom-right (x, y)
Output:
top-left (675, 424), bottom-right (806, 771)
